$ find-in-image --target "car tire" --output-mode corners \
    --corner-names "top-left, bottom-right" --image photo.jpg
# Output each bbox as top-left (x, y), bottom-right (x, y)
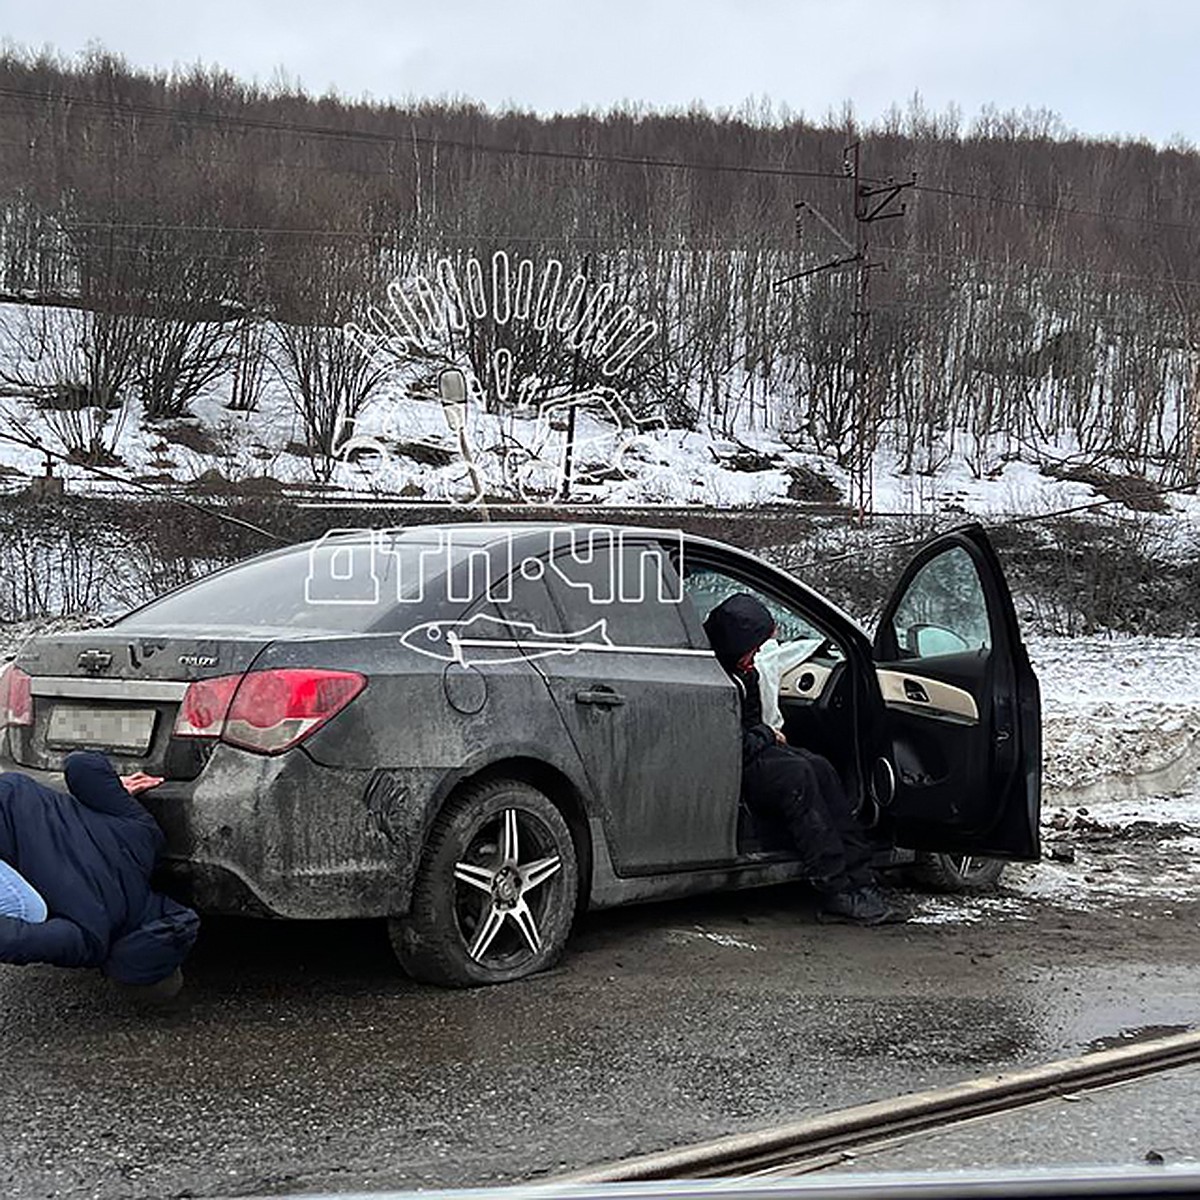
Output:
top-left (390, 777), bottom-right (579, 987)
top-left (907, 852), bottom-right (1005, 893)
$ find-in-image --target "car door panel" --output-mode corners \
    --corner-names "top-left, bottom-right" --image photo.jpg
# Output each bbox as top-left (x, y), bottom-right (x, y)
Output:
top-left (530, 538), bottom-right (742, 875)
top-left (778, 660), bottom-right (835, 702)
top-left (876, 667), bottom-right (980, 724)
top-left (873, 525), bottom-right (1041, 860)
top-left (544, 644), bottom-right (741, 873)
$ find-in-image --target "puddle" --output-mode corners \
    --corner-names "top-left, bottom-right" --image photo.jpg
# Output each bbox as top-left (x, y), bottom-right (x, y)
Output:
top-left (1086, 1023), bottom-right (1193, 1052)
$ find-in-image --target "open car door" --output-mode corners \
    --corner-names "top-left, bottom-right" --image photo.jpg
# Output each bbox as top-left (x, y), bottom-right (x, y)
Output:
top-left (872, 524), bottom-right (1041, 860)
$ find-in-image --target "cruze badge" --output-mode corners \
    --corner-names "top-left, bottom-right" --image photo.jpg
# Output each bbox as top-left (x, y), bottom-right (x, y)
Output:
top-left (178, 654), bottom-right (219, 668)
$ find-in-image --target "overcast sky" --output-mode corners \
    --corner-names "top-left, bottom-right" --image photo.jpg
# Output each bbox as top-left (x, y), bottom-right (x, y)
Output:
top-left (5, 0), bottom-right (1199, 145)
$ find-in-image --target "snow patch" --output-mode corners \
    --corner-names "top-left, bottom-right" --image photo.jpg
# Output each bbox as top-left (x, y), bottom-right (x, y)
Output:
top-left (3, 298), bottom-right (1200, 523)
top-left (907, 895), bottom-right (1033, 926)
top-left (665, 927), bottom-right (761, 951)
top-left (1029, 636), bottom-right (1200, 797)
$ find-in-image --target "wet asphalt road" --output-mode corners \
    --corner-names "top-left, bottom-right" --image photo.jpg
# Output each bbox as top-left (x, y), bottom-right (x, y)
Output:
top-left (823, 1061), bottom-right (1200, 1174)
top-left (3, 882), bottom-right (1200, 1199)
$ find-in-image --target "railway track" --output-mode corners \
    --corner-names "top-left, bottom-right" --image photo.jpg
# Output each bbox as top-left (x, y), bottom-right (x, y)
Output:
top-left (557, 1029), bottom-right (1200, 1183)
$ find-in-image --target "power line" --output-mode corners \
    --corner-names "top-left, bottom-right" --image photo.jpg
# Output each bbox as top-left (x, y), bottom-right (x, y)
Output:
top-left (888, 245), bottom-right (1200, 290)
top-left (6, 126), bottom-right (1200, 246)
top-left (913, 182), bottom-right (1200, 234)
top-left (34, 220), bottom-right (1200, 288)
top-left (13, 235), bottom-right (1200, 297)
top-left (0, 134), bottom-right (409, 184)
top-left (0, 85), bottom-right (850, 183)
top-left (63, 218), bottom-right (408, 241)
top-left (56, 223), bottom-right (804, 254)
top-left (6, 86), bottom-right (1200, 238)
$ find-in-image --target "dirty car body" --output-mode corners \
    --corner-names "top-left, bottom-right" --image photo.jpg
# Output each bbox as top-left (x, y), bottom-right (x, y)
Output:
top-left (0, 521), bottom-right (1041, 986)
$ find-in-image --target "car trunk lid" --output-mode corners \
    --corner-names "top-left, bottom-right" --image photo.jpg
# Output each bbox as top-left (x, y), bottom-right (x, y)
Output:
top-left (8, 627), bottom-right (280, 776)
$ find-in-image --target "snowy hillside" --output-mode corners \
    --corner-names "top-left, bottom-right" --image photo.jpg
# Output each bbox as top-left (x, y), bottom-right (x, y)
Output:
top-left (2, 300), bottom-right (1199, 527)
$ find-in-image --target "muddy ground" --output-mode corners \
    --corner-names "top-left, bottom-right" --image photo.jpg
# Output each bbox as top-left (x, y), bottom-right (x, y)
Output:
top-left (3, 633), bottom-right (1200, 1196)
top-left (2, 795), bottom-right (1200, 1199)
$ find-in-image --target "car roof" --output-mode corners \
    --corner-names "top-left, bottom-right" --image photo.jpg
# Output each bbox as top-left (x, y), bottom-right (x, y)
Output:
top-left (119, 518), bottom-right (868, 643)
top-left (321, 521), bottom-right (687, 545)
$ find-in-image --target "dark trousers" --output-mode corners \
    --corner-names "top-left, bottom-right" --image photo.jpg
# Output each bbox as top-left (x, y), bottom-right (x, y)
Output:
top-left (743, 744), bottom-right (873, 894)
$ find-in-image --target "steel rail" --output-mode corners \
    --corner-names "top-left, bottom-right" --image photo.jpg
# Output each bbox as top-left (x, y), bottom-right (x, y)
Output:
top-left (557, 1029), bottom-right (1200, 1184)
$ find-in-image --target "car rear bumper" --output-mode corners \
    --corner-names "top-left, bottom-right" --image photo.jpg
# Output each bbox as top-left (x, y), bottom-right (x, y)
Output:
top-left (0, 744), bottom-right (444, 920)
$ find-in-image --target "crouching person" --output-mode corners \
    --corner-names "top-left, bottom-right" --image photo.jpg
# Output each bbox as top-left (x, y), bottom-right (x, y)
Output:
top-left (0, 751), bottom-right (199, 999)
top-left (704, 593), bottom-right (905, 926)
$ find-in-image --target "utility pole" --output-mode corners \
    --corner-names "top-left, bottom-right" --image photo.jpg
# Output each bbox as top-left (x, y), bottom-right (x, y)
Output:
top-left (561, 253), bottom-right (591, 502)
top-left (844, 142), bottom-right (915, 522)
top-left (779, 145), bottom-right (915, 523)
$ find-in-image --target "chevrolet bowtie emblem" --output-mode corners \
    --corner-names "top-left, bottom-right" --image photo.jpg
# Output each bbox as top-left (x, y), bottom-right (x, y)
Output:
top-left (77, 648), bottom-right (113, 674)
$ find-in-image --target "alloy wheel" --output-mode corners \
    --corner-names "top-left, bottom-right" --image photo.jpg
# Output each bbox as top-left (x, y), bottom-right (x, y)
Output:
top-left (452, 807), bottom-right (564, 967)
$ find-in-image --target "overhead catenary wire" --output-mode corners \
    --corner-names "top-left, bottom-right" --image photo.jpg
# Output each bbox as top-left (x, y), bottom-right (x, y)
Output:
top-left (912, 181), bottom-right (1200, 234)
top-left (885, 244), bottom-right (1200, 290)
top-left (4, 84), bottom-right (1200, 236)
top-left (0, 85), bottom-right (850, 182)
top-left (15, 227), bottom-right (1200, 292)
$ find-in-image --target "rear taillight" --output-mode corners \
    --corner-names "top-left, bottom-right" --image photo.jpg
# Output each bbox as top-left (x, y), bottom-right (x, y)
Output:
top-left (173, 674), bottom-right (241, 738)
top-left (173, 669), bottom-right (365, 756)
top-left (224, 669), bottom-right (366, 754)
top-left (0, 663), bottom-right (32, 729)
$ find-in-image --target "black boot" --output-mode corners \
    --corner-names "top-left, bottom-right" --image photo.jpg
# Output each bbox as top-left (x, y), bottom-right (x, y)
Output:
top-left (818, 884), bottom-right (906, 926)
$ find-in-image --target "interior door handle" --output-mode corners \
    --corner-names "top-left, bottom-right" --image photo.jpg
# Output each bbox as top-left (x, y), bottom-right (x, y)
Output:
top-left (903, 679), bottom-right (930, 703)
top-left (575, 687), bottom-right (626, 708)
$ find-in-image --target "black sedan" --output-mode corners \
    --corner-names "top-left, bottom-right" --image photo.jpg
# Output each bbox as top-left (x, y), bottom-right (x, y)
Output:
top-left (0, 521), bottom-right (1040, 986)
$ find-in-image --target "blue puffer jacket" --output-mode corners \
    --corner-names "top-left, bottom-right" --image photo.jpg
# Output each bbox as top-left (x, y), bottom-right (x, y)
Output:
top-left (0, 752), bottom-right (199, 984)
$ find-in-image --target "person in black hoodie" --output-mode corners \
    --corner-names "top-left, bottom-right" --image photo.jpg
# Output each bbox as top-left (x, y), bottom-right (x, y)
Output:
top-left (0, 750), bottom-right (199, 997)
top-left (703, 593), bottom-right (904, 925)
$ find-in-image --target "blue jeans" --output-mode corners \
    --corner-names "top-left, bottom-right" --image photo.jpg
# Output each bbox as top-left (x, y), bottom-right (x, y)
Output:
top-left (0, 859), bottom-right (48, 923)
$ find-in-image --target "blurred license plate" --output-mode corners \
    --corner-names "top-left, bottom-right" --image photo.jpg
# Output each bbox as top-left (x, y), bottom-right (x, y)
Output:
top-left (46, 706), bottom-right (156, 754)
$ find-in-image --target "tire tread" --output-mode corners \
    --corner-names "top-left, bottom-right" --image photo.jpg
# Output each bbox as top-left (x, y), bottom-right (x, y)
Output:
top-left (390, 776), bottom-right (578, 987)
top-left (908, 851), bottom-right (1005, 893)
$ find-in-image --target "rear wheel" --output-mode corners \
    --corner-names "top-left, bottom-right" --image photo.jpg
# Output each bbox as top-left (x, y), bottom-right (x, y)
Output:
top-left (907, 852), bottom-right (1005, 893)
top-left (390, 777), bottom-right (579, 987)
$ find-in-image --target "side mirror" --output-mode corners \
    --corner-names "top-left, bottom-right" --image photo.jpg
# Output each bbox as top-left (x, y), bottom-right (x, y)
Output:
top-left (438, 368), bottom-right (468, 433)
top-left (907, 623), bottom-right (970, 657)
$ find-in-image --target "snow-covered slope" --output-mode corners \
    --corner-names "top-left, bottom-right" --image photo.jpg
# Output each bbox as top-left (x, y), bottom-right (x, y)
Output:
top-left (2, 300), bottom-right (1199, 525)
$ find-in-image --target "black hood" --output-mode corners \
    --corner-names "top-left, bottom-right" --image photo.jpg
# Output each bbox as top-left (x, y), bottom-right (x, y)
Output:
top-left (703, 593), bottom-right (775, 669)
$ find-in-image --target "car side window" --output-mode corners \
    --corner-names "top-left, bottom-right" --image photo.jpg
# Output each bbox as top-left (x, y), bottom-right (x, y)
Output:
top-left (683, 565), bottom-right (830, 650)
top-left (891, 546), bottom-right (992, 658)
top-left (493, 559), bottom-right (562, 632)
top-left (543, 543), bottom-right (690, 649)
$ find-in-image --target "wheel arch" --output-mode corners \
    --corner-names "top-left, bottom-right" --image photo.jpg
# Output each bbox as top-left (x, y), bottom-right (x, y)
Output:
top-left (421, 755), bottom-right (594, 912)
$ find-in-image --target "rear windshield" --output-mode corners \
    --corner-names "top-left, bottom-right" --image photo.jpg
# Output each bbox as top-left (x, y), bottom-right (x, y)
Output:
top-left (118, 538), bottom-right (463, 633)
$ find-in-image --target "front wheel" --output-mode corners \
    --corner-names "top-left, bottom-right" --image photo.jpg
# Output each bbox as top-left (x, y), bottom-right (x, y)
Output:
top-left (390, 778), bottom-right (579, 987)
top-left (907, 852), bottom-right (1005, 893)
